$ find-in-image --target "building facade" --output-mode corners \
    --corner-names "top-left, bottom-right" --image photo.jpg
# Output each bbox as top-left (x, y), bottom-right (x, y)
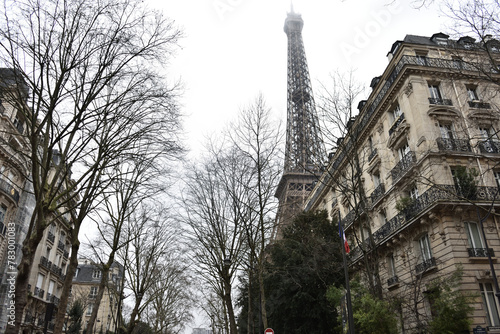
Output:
top-left (305, 33), bottom-right (500, 332)
top-left (0, 69), bottom-right (74, 333)
top-left (71, 259), bottom-right (123, 334)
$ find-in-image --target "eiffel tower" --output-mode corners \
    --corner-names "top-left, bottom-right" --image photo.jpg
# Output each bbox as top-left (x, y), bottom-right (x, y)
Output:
top-left (274, 7), bottom-right (326, 238)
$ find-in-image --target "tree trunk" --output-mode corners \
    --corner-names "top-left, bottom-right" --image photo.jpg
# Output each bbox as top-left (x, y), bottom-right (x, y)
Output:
top-left (126, 296), bottom-right (143, 334)
top-left (53, 234), bottom-right (80, 334)
top-left (5, 216), bottom-right (47, 334)
top-left (257, 267), bottom-right (268, 330)
top-left (223, 277), bottom-right (237, 334)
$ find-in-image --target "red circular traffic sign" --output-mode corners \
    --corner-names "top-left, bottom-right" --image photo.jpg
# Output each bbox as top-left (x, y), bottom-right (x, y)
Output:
top-left (265, 328), bottom-right (274, 334)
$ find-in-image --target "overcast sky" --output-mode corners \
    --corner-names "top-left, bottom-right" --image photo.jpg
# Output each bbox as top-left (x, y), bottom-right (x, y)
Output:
top-left (149, 0), bottom-right (448, 158)
top-left (147, 0), bottom-right (450, 330)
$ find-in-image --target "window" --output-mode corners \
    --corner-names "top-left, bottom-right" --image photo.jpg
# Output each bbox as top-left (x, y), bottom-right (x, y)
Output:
top-left (465, 222), bottom-right (485, 249)
top-left (439, 123), bottom-right (454, 139)
top-left (74, 267), bottom-right (80, 278)
top-left (48, 280), bottom-right (55, 295)
top-left (480, 282), bottom-right (500, 327)
top-left (416, 54), bottom-right (428, 65)
top-left (92, 270), bottom-right (102, 279)
top-left (36, 273), bottom-right (45, 289)
top-left (495, 171), bottom-right (500, 189)
top-left (428, 84), bottom-right (442, 100)
top-left (90, 286), bottom-right (98, 298)
top-left (418, 234), bottom-right (433, 262)
top-left (0, 205), bottom-right (6, 226)
top-left (397, 142), bottom-right (410, 160)
top-left (86, 303), bottom-right (94, 316)
top-left (378, 210), bottom-right (387, 225)
top-left (388, 254), bottom-right (397, 278)
top-left (467, 86), bottom-right (479, 101)
top-left (480, 127), bottom-right (497, 141)
top-left (390, 104), bottom-right (402, 124)
top-left (59, 232), bottom-right (66, 244)
top-left (372, 172), bottom-right (380, 187)
top-left (409, 185), bottom-right (419, 201)
top-left (360, 226), bottom-right (370, 241)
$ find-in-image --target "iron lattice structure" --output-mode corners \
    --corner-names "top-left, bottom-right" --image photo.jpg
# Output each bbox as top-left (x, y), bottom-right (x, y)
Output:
top-left (283, 10), bottom-right (325, 173)
top-left (274, 9), bottom-right (326, 238)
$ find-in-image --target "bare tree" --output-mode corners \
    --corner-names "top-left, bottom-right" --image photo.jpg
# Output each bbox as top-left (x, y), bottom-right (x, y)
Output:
top-left (228, 95), bottom-right (283, 331)
top-left (143, 257), bottom-right (194, 334)
top-left (316, 70), bottom-right (384, 297)
top-left (182, 146), bottom-right (250, 334)
top-left (0, 0), bottom-right (183, 332)
top-left (120, 204), bottom-right (180, 334)
top-left (84, 144), bottom-right (171, 334)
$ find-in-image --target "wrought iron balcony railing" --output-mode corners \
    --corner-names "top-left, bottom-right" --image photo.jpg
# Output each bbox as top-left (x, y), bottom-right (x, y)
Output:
top-left (436, 138), bottom-right (472, 152)
top-left (33, 287), bottom-right (45, 299)
top-left (370, 183), bottom-right (385, 206)
top-left (468, 100), bottom-right (491, 109)
top-left (428, 97), bottom-right (452, 106)
top-left (341, 209), bottom-right (357, 229)
top-left (388, 113), bottom-right (405, 136)
top-left (387, 275), bottom-right (399, 286)
top-left (478, 140), bottom-right (500, 154)
top-left (390, 151), bottom-right (417, 185)
top-left (349, 185), bottom-right (500, 262)
top-left (468, 248), bottom-right (495, 257)
top-left (416, 257), bottom-right (437, 274)
top-left (0, 179), bottom-right (20, 205)
top-left (40, 256), bottom-right (50, 269)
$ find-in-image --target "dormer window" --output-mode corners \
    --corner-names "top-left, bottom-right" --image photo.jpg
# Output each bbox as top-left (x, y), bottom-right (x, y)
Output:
top-left (92, 270), bottom-right (102, 279)
top-left (430, 32), bottom-right (449, 46)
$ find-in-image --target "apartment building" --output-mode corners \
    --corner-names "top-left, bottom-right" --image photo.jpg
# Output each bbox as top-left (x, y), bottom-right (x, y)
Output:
top-left (305, 33), bottom-right (500, 332)
top-left (0, 69), bottom-right (74, 333)
top-left (71, 259), bottom-right (123, 334)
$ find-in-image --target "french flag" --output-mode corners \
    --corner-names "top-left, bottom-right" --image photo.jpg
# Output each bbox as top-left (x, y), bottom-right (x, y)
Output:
top-left (339, 224), bottom-right (350, 254)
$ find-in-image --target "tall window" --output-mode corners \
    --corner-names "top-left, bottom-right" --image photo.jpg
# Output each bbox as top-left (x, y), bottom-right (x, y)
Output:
top-left (465, 222), bottom-right (485, 249)
top-left (480, 282), bottom-right (500, 327)
top-left (439, 123), bottom-right (455, 139)
top-left (48, 280), bottom-right (55, 295)
top-left (388, 254), bottom-right (397, 278)
top-left (467, 86), bottom-right (479, 101)
top-left (0, 205), bottom-right (6, 225)
top-left (90, 286), bottom-right (98, 298)
top-left (379, 210), bottom-right (387, 225)
top-left (86, 303), bottom-right (94, 316)
top-left (495, 171), bottom-right (500, 189)
top-left (409, 185), bottom-right (419, 201)
top-left (372, 172), bottom-right (380, 187)
top-left (418, 234), bottom-right (433, 262)
top-left (36, 273), bottom-right (45, 289)
top-left (390, 104), bottom-right (402, 123)
top-left (398, 142), bottom-right (410, 160)
top-left (428, 84), bottom-right (442, 100)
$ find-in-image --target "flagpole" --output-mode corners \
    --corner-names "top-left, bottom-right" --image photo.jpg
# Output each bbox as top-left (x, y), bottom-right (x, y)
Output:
top-left (339, 211), bottom-right (355, 334)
